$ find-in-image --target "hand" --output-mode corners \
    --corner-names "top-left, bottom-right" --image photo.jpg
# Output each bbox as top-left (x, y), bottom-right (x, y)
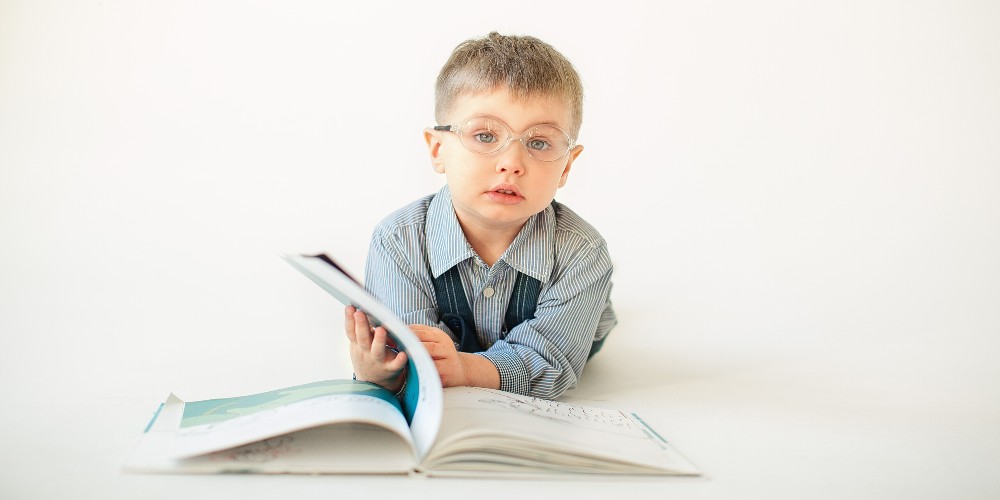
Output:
top-left (409, 324), bottom-right (466, 387)
top-left (410, 324), bottom-right (500, 389)
top-left (345, 306), bottom-right (407, 392)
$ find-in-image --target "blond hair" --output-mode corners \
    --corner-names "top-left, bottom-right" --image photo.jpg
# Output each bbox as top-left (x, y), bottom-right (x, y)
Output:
top-left (435, 32), bottom-right (584, 138)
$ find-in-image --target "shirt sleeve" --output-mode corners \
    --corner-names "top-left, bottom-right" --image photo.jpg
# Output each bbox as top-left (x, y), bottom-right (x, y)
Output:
top-left (477, 235), bottom-right (616, 399)
top-left (363, 225), bottom-right (439, 329)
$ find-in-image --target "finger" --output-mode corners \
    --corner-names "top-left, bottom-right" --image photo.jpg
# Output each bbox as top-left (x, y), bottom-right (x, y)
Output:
top-left (422, 341), bottom-right (444, 359)
top-left (387, 351), bottom-right (408, 372)
top-left (370, 326), bottom-right (389, 362)
top-left (411, 325), bottom-right (443, 342)
top-left (344, 306), bottom-right (358, 343)
top-left (354, 310), bottom-right (373, 350)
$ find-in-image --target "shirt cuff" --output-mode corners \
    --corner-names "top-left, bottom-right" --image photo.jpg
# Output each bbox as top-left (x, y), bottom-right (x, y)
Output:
top-left (477, 347), bottom-right (529, 395)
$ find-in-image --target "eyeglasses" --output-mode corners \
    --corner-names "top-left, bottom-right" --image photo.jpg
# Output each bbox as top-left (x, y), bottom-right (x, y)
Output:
top-left (433, 116), bottom-right (576, 162)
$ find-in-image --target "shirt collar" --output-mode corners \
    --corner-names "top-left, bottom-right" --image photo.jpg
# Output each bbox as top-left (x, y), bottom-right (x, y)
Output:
top-left (427, 186), bottom-right (476, 277)
top-left (427, 185), bottom-right (555, 283)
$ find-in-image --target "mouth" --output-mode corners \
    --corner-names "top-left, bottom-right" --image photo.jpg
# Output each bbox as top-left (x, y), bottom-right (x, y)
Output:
top-left (486, 185), bottom-right (524, 204)
top-left (489, 185), bottom-right (522, 197)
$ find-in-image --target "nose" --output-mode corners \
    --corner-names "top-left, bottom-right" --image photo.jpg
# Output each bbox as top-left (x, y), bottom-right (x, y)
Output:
top-left (495, 138), bottom-right (526, 175)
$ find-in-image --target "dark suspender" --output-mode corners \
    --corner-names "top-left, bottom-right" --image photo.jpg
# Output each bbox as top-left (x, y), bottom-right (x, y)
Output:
top-left (432, 266), bottom-right (541, 353)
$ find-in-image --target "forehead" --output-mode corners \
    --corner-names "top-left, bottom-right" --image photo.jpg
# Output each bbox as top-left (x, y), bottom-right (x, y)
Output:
top-left (446, 86), bottom-right (572, 132)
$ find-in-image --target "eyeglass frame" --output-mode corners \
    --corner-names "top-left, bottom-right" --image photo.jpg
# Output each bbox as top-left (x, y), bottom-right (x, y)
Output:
top-left (432, 116), bottom-right (577, 162)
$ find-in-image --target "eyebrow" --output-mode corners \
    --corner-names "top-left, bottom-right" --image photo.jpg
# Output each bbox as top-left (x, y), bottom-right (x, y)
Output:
top-left (464, 115), bottom-right (566, 132)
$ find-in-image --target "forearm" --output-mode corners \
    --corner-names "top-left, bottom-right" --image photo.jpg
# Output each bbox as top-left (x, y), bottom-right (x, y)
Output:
top-left (481, 341), bottom-right (584, 399)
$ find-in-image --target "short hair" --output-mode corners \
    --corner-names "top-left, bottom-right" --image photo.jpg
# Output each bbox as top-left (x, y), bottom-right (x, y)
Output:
top-left (435, 32), bottom-right (584, 138)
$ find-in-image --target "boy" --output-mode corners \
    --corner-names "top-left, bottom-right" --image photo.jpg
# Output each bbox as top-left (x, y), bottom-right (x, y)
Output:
top-left (345, 32), bottom-right (616, 400)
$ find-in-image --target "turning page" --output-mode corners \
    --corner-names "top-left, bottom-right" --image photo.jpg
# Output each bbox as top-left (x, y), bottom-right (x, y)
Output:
top-left (171, 380), bottom-right (411, 459)
top-left (123, 386), bottom-right (415, 475)
top-left (281, 253), bottom-right (444, 460)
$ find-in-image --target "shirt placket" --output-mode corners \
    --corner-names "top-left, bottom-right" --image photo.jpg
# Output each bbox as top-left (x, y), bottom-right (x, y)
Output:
top-left (471, 260), bottom-right (508, 347)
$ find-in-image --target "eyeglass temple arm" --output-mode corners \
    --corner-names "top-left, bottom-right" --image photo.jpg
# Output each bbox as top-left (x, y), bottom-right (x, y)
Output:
top-left (433, 125), bottom-right (453, 132)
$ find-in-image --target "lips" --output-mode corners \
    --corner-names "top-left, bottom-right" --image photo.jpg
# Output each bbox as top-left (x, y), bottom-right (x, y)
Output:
top-left (486, 184), bottom-right (524, 205)
top-left (490, 184), bottom-right (522, 197)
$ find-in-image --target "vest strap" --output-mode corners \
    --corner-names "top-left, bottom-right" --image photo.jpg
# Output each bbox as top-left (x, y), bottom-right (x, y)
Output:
top-left (432, 266), bottom-right (540, 353)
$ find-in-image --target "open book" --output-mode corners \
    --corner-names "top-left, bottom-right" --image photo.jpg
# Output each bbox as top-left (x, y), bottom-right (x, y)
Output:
top-left (122, 253), bottom-right (700, 477)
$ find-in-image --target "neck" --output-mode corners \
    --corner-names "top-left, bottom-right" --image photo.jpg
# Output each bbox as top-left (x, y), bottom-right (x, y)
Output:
top-left (455, 216), bottom-right (525, 267)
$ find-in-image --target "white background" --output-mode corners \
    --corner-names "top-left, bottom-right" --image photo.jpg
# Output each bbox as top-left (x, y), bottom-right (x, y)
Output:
top-left (1, 1), bottom-right (998, 498)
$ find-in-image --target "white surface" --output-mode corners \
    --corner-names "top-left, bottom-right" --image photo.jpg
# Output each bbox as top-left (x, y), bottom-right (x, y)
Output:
top-left (1, 1), bottom-right (998, 499)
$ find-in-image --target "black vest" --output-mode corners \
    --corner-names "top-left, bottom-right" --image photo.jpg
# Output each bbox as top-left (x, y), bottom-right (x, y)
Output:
top-left (431, 266), bottom-right (604, 358)
top-left (432, 266), bottom-right (540, 352)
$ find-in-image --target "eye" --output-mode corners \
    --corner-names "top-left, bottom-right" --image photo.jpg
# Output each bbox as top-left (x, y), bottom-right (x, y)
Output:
top-left (526, 138), bottom-right (551, 151)
top-left (473, 132), bottom-right (498, 144)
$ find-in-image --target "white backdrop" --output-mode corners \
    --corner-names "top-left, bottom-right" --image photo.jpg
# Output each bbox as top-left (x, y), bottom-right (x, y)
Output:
top-left (2, 1), bottom-right (998, 499)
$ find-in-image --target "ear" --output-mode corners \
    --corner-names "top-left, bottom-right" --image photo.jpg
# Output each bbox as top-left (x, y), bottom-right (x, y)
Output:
top-left (557, 144), bottom-right (583, 188)
top-left (424, 128), bottom-right (446, 174)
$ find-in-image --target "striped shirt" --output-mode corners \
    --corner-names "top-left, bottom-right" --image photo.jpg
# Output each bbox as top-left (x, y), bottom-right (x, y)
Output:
top-left (364, 185), bottom-right (617, 399)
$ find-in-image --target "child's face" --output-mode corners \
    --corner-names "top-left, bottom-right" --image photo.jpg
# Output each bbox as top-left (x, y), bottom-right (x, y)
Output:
top-left (425, 86), bottom-right (583, 235)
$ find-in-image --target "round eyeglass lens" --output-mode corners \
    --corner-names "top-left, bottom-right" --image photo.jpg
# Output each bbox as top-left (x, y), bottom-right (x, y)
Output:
top-left (522, 124), bottom-right (572, 161)
top-left (459, 118), bottom-right (508, 154)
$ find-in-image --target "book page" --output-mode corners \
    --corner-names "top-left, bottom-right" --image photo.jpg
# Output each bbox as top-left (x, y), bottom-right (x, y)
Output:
top-left (424, 387), bottom-right (700, 475)
top-left (123, 391), bottom-right (415, 475)
top-left (172, 380), bottom-right (413, 459)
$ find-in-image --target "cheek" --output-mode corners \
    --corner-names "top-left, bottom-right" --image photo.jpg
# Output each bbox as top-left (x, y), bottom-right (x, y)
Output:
top-left (441, 145), bottom-right (484, 169)
top-left (549, 165), bottom-right (571, 187)
top-left (441, 163), bottom-right (481, 189)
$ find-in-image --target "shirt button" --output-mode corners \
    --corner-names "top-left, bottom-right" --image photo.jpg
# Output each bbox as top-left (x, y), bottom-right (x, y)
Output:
top-left (482, 286), bottom-right (495, 298)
